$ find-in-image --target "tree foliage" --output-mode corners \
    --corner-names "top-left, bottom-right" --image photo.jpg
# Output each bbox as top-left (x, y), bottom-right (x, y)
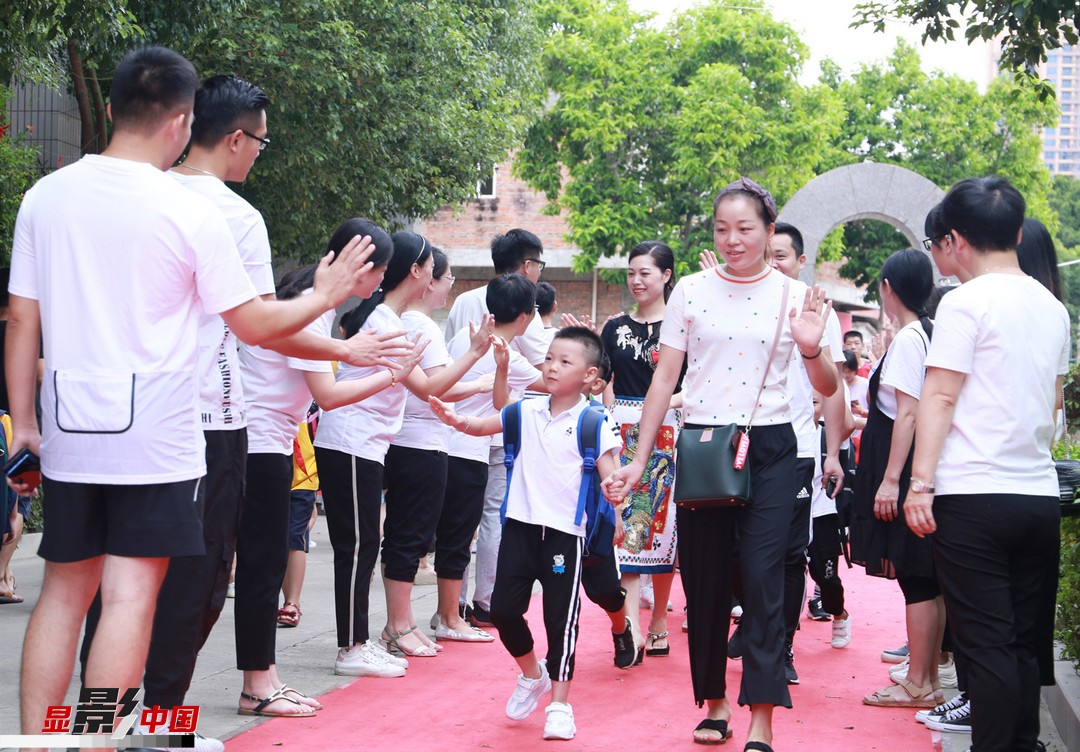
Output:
top-left (516, 0), bottom-right (843, 273)
top-left (0, 0), bottom-right (543, 261)
top-left (818, 41), bottom-right (1059, 298)
top-left (852, 0), bottom-right (1079, 99)
top-left (0, 89), bottom-right (42, 265)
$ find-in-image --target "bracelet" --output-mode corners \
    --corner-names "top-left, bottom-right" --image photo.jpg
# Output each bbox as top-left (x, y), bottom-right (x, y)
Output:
top-left (800, 345), bottom-right (823, 360)
top-left (463, 416), bottom-right (472, 434)
top-left (386, 367), bottom-right (397, 387)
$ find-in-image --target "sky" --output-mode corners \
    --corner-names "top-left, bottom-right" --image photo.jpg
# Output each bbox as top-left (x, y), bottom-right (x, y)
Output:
top-left (628, 0), bottom-right (993, 89)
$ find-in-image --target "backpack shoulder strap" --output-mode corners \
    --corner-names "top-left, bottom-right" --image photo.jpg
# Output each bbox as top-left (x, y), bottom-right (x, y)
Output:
top-left (575, 405), bottom-right (606, 527)
top-left (500, 401), bottom-right (524, 525)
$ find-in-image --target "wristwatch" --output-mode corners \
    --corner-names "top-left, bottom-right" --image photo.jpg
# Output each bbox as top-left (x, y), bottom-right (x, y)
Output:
top-left (910, 479), bottom-right (936, 494)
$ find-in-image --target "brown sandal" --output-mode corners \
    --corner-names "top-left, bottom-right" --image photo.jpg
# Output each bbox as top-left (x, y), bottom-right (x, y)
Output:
top-left (277, 601), bottom-right (301, 628)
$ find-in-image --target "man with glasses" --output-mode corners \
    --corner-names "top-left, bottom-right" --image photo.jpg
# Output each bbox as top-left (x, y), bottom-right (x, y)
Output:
top-left (443, 228), bottom-right (549, 628)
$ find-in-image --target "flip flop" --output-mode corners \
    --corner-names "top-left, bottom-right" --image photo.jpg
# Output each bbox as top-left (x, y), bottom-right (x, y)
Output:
top-left (278, 685), bottom-right (323, 711)
top-left (693, 718), bottom-right (733, 745)
top-left (646, 630), bottom-right (670, 657)
top-left (238, 688), bottom-right (316, 717)
top-left (0, 591), bottom-right (23, 604)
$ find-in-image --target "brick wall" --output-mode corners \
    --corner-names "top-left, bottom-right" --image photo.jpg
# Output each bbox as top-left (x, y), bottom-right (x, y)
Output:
top-left (422, 161), bottom-right (574, 253)
top-left (443, 277), bottom-right (633, 327)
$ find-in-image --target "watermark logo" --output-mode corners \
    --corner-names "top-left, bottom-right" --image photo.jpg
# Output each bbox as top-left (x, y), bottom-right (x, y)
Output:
top-left (1, 688), bottom-right (202, 749)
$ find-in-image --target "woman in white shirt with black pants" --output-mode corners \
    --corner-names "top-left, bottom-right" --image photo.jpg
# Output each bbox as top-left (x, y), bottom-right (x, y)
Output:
top-left (606, 178), bottom-right (838, 751)
top-left (906, 177), bottom-right (1070, 752)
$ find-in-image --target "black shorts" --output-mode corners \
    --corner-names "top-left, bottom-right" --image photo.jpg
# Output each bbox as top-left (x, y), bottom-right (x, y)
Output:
top-left (289, 489), bottom-right (317, 552)
top-left (38, 476), bottom-right (205, 563)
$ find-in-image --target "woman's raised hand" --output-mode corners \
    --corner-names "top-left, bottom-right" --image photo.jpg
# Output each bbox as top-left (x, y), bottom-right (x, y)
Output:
top-left (468, 314), bottom-right (495, 355)
top-left (491, 335), bottom-right (510, 369)
top-left (698, 249), bottom-right (720, 271)
top-left (790, 285), bottom-right (832, 352)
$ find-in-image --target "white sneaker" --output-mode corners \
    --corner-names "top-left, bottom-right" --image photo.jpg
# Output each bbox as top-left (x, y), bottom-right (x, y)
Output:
top-left (640, 581), bottom-right (655, 609)
top-left (916, 691), bottom-right (968, 724)
top-left (831, 616), bottom-right (852, 648)
top-left (505, 660), bottom-right (551, 720)
top-left (891, 656), bottom-right (957, 688)
top-left (543, 702), bottom-right (576, 741)
top-left (334, 641), bottom-right (406, 677)
top-left (370, 638), bottom-right (410, 669)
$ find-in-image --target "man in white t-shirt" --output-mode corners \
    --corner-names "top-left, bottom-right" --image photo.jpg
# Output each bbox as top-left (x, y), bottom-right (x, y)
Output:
top-left (444, 229), bottom-right (549, 627)
top-left (7, 47), bottom-right (373, 738)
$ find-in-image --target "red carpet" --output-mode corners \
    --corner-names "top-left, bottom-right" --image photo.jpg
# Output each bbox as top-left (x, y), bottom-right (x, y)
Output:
top-left (225, 566), bottom-right (932, 751)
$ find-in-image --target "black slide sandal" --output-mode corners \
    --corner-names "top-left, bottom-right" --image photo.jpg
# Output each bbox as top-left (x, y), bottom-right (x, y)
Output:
top-left (693, 718), bottom-right (733, 745)
top-left (744, 742), bottom-right (774, 752)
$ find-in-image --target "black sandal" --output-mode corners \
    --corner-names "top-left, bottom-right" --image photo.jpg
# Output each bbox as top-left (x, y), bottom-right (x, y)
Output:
top-left (693, 718), bottom-right (733, 745)
top-left (646, 630), bottom-right (670, 657)
top-left (744, 742), bottom-right (774, 752)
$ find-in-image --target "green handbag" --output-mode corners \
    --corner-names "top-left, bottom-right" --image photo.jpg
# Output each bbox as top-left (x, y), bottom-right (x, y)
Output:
top-left (672, 278), bottom-right (789, 510)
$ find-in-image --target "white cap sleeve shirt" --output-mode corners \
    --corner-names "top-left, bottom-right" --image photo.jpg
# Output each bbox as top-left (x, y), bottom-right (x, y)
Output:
top-left (313, 304), bottom-right (409, 464)
top-left (503, 396), bottom-right (623, 536)
top-left (394, 311), bottom-right (454, 452)
top-left (239, 306), bottom-right (335, 455)
top-left (924, 273), bottom-right (1071, 497)
top-left (9, 155), bottom-right (257, 484)
top-left (171, 173), bottom-right (277, 430)
top-left (659, 265), bottom-right (826, 427)
top-left (446, 328), bottom-right (543, 462)
top-left (873, 322), bottom-right (930, 421)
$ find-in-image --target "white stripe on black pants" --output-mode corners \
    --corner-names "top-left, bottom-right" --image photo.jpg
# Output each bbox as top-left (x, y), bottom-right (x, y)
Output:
top-left (490, 519), bottom-right (583, 682)
top-left (314, 446), bottom-right (383, 647)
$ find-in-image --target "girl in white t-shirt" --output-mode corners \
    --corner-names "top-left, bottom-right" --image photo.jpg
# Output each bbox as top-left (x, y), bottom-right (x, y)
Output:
top-left (605, 177), bottom-right (838, 750)
top-left (314, 231), bottom-right (494, 677)
top-left (381, 247), bottom-right (495, 658)
top-left (850, 248), bottom-right (944, 709)
top-left (235, 219), bottom-right (426, 715)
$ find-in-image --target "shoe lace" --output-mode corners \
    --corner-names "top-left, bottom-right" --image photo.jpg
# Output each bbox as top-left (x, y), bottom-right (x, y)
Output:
top-left (932, 693), bottom-right (967, 714)
top-left (941, 701), bottom-right (971, 721)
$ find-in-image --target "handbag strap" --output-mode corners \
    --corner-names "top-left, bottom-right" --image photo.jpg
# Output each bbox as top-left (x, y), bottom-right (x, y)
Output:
top-left (745, 276), bottom-right (790, 430)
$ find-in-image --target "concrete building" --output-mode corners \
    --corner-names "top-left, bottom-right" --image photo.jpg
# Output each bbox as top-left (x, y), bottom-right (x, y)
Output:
top-left (1038, 44), bottom-right (1080, 177)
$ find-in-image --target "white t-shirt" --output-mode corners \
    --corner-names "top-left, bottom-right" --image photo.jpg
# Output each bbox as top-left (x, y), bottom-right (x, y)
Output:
top-left (503, 396), bottom-right (622, 537)
top-left (240, 307), bottom-right (335, 455)
top-left (788, 309), bottom-right (844, 458)
top-left (446, 328), bottom-right (542, 462)
top-left (873, 322), bottom-right (930, 420)
top-left (925, 273), bottom-right (1070, 497)
top-left (171, 173), bottom-right (276, 430)
top-left (659, 265), bottom-right (827, 426)
top-left (445, 282), bottom-right (549, 366)
top-left (10, 154), bottom-right (256, 484)
top-left (848, 375), bottom-right (869, 415)
top-left (314, 304), bottom-right (409, 464)
top-left (394, 310), bottom-right (454, 452)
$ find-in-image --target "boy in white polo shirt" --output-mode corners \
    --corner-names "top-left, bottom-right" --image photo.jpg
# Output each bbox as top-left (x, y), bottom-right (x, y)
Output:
top-left (430, 327), bottom-right (622, 741)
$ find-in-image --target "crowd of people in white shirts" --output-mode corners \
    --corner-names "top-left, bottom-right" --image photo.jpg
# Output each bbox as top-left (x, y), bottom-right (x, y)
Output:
top-left (5, 45), bottom-right (1068, 752)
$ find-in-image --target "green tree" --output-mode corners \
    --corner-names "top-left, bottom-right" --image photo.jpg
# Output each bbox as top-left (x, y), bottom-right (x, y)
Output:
top-left (852, 0), bottom-right (1078, 99)
top-left (0, 88), bottom-right (42, 264)
top-left (516, 0), bottom-right (843, 273)
top-left (820, 41), bottom-right (1059, 297)
top-left (1050, 174), bottom-right (1080, 250)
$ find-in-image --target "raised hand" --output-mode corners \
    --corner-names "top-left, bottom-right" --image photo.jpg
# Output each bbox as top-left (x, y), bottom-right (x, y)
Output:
top-left (492, 335), bottom-right (510, 370)
top-left (343, 328), bottom-right (412, 368)
top-left (312, 234), bottom-right (375, 308)
top-left (789, 285), bottom-right (832, 353)
top-left (560, 312), bottom-right (597, 332)
top-left (468, 314), bottom-right (495, 356)
top-left (393, 333), bottom-right (430, 379)
top-left (699, 249), bottom-right (720, 270)
top-left (427, 395), bottom-right (464, 430)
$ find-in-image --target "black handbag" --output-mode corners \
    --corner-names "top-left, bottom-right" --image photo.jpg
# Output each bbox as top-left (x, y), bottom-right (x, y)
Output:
top-left (1056, 458), bottom-right (1080, 517)
top-left (672, 278), bottom-right (789, 510)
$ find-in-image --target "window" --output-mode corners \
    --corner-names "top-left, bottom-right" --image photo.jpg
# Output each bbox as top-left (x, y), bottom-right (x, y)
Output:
top-left (1045, 151), bottom-right (1057, 160)
top-left (476, 165), bottom-right (496, 198)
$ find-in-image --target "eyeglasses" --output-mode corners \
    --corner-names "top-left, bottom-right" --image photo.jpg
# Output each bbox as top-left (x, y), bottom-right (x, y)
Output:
top-left (525, 258), bottom-right (546, 271)
top-left (240, 130), bottom-right (270, 151)
top-left (921, 234), bottom-right (947, 251)
top-left (444, 274), bottom-right (456, 284)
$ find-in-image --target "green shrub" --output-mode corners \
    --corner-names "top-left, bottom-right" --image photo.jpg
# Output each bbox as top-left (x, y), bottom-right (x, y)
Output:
top-left (1055, 394), bottom-right (1080, 671)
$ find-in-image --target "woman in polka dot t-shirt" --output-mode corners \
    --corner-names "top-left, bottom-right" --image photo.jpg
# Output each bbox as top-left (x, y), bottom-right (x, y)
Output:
top-left (605, 177), bottom-right (839, 750)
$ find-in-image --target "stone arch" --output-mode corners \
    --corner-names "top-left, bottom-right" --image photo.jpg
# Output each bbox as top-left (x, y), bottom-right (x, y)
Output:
top-left (776, 162), bottom-right (946, 287)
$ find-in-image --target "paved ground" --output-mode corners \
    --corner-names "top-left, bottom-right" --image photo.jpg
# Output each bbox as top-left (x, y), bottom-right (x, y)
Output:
top-left (0, 516), bottom-right (446, 746)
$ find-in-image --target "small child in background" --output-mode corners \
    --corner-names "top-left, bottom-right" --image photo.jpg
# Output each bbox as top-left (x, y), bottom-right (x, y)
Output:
top-left (807, 391), bottom-right (852, 648)
top-left (279, 405), bottom-right (320, 628)
top-left (429, 327), bottom-right (622, 741)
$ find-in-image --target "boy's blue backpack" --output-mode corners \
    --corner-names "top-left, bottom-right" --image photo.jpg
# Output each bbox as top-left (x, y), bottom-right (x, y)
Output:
top-left (501, 400), bottom-right (617, 563)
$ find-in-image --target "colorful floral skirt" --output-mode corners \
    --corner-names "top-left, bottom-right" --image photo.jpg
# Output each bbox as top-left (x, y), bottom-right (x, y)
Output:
top-left (612, 397), bottom-right (681, 574)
